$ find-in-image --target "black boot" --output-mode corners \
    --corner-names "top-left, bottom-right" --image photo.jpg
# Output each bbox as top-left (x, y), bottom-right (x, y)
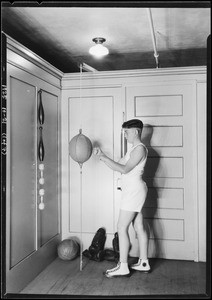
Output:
top-left (88, 227), bottom-right (106, 257)
top-left (83, 227), bottom-right (106, 262)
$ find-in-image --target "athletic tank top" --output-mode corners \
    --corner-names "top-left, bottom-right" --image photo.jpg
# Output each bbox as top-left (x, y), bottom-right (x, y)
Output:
top-left (121, 142), bottom-right (148, 181)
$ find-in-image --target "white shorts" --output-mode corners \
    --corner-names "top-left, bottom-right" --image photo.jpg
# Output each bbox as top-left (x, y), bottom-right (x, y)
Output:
top-left (120, 179), bottom-right (147, 212)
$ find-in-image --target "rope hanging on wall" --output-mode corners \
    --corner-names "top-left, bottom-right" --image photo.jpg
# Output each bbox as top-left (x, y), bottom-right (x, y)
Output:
top-left (69, 64), bottom-right (93, 271)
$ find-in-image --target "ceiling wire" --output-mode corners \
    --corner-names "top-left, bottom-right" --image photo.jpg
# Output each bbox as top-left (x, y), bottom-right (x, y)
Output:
top-left (146, 8), bottom-right (160, 68)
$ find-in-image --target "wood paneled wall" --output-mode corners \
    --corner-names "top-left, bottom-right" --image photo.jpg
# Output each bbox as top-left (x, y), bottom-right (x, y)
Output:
top-left (61, 67), bottom-right (206, 262)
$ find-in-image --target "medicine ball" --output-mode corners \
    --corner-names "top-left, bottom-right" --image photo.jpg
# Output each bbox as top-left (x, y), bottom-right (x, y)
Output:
top-left (57, 239), bottom-right (80, 261)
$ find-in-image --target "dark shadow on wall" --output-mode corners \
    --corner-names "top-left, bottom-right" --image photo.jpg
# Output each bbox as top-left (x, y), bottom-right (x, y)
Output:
top-left (141, 124), bottom-right (163, 269)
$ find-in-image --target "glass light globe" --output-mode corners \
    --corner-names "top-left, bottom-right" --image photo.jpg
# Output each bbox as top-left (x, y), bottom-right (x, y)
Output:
top-left (89, 37), bottom-right (109, 58)
top-left (89, 43), bottom-right (109, 58)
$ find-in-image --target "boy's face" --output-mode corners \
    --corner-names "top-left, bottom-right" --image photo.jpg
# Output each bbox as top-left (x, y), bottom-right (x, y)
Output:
top-left (123, 128), bottom-right (137, 143)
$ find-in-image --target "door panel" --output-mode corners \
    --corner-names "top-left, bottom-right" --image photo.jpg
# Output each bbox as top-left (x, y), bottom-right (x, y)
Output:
top-left (135, 94), bottom-right (183, 116)
top-left (145, 157), bottom-right (184, 178)
top-left (126, 82), bottom-right (197, 260)
top-left (146, 187), bottom-right (184, 210)
top-left (69, 96), bottom-right (114, 233)
top-left (68, 88), bottom-right (122, 249)
top-left (143, 125), bottom-right (183, 147)
top-left (10, 77), bottom-right (37, 268)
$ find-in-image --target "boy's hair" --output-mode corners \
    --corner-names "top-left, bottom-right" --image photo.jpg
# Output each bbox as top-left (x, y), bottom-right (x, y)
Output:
top-left (122, 119), bottom-right (143, 132)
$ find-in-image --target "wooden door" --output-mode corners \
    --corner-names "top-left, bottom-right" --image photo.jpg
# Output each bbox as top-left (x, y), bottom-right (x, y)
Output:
top-left (68, 87), bottom-right (123, 249)
top-left (9, 77), bottom-right (37, 268)
top-left (126, 81), bottom-right (198, 260)
top-left (6, 65), bottom-right (60, 293)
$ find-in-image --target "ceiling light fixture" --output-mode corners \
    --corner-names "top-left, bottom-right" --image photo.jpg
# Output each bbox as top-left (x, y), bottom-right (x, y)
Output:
top-left (89, 37), bottom-right (109, 58)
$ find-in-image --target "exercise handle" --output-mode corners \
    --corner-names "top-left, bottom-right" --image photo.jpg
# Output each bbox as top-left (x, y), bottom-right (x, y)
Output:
top-left (38, 90), bottom-right (45, 125)
top-left (38, 126), bottom-right (45, 162)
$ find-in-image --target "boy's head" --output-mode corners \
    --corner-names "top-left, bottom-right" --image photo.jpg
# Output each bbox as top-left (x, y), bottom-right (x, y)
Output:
top-left (122, 119), bottom-right (143, 142)
top-left (122, 119), bottom-right (143, 132)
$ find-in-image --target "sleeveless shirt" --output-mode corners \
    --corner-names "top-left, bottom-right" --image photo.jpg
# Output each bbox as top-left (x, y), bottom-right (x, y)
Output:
top-left (120, 142), bottom-right (148, 212)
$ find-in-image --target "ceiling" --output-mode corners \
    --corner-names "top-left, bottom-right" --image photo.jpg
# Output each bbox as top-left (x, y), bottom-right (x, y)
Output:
top-left (2, 3), bottom-right (211, 73)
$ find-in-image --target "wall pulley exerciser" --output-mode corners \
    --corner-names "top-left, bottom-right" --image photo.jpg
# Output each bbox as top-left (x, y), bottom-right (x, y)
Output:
top-left (38, 90), bottom-right (45, 211)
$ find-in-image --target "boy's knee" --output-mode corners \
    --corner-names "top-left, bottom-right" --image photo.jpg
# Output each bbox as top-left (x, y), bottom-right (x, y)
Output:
top-left (134, 222), bottom-right (145, 233)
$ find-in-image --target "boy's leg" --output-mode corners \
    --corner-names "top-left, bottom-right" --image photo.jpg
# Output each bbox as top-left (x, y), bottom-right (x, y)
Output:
top-left (105, 209), bottom-right (136, 278)
top-left (133, 212), bottom-right (148, 259)
top-left (131, 212), bottom-right (151, 272)
top-left (118, 209), bottom-right (137, 262)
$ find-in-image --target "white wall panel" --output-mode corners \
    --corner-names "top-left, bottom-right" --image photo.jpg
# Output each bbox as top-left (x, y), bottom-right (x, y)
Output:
top-left (143, 126), bottom-right (183, 147)
top-left (145, 157), bottom-right (183, 178)
top-left (147, 218), bottom-right (184, 240)
top-left (69, 96), bottom-right (114, 233)
top-left (145, 188), bottom-right (184, 209)
top-left (135, 95), bottom-right (183, 116)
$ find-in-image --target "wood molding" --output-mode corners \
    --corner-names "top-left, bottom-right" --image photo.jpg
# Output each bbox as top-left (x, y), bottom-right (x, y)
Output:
top-left (6, 34), bottom-right (64, 80)
top-left (62, 66), bottom-right (207, 81)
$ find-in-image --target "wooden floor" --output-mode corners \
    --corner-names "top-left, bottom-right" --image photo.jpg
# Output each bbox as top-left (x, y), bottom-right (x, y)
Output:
top-left (20, 256), bottom-right (207, 297)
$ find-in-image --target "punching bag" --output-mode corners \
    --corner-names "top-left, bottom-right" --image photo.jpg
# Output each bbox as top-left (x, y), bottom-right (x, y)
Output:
top-left (69, 129), bottom-right (93, 165)
top-left (68, 64), bottom-right (93, 271)
top-left (69, 128), bottom-right (93, 271)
